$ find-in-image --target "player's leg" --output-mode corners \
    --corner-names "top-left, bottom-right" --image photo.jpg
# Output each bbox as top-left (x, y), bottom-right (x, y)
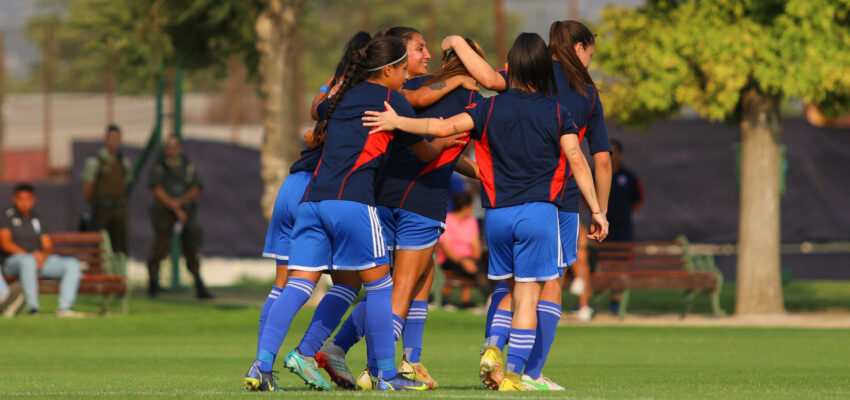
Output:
top-left (399, 257), bottom-right (437, 388)
top-left (500, 202), bottom-right (560, 391)
top-left (573, 223), bottom-right (593, 320)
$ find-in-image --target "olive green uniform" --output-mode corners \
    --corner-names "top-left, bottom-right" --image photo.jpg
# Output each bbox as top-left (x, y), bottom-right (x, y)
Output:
top-left (146, 155), bottom-right (211, 298)
top-left (81, 148), bottom-right (132, 253)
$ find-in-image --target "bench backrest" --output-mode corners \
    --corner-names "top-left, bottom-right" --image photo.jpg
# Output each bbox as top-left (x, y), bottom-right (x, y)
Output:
top-left (48, 232), bottom-right (106, 274)
top-left (594, 239), bottom-right (688, 274)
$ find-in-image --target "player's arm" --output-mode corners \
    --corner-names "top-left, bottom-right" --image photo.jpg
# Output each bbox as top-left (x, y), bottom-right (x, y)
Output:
top-left (179, 186), bottom-right (201, 206)
top-left (404, 75), bottom-right (479, 108)
top-left (561, 134), bottom-right (608, 241)
top-left (363, 101), bottom-right (474, 138)
top-left (442, 35), bottom-right (507, 91)
top-left (454, 154), bottom-right (479, 179)
top-left (409, 134), bottom-right (467, 163)
top-left (632, 179), bottom-right (645, 211)
top-left (593, 151), bottom-right (612, 214)
top-left (311, 76), bottom-right (334, 121)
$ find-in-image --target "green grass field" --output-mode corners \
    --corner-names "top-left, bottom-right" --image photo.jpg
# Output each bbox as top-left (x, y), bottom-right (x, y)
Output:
top-left (2, 283), bottom-right (850, 399)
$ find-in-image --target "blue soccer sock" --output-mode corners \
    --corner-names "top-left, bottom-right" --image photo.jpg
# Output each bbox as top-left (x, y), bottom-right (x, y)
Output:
top-left (362, 273), bottom-right (397, 379)
top-left (297, 283), bottom-right (359, 358)
top-left (332, 298), bottom-right (368, 352)
top-left (403, 300), bottom-right (428, 363)
top-left (488, 309), bottom-right (513, 350)
top-left (256, 277), bottom-right (316, 371)
top-left (524, 300), bottom-right (562, 379)
top-left (506, 328), bottom-right (536, 375)
top-left (257, 285), bottom-right (282, 352)
top-left (393, 314), bottom-right (405, 343)
top-left (485, 282), bottom-right (511, 338)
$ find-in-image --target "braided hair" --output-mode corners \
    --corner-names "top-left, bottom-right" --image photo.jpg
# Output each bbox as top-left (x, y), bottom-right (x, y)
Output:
top-left (312, 35), bottom-right (408, 147)
top-left (331, 31), bottom-right (372, 88)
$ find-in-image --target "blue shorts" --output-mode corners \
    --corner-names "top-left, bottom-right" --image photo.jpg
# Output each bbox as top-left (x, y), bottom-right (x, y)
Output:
top-left (485, 202), bottom-right (562, 282)
top-left (289, 200), bottom-right (390, 272)
top-left (378, 206), bottom-right (444, 251)
top-left (262, 171), bottom-right (312, 261)
top-left (559, 211), bottom-right (579, 269)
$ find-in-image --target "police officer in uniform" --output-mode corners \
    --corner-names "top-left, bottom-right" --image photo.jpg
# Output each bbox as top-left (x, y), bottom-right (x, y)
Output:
top-left (147, 135), bottom-right (213, 299)
top-left (81, 125), bottom-right (132, 254)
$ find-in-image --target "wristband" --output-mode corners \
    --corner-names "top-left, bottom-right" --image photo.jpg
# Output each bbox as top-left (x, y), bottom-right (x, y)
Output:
top-left (318, 85), bottom-right (329, 94)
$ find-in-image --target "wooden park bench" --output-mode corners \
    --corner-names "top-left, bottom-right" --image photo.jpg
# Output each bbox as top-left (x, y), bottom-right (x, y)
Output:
top-left (584, 235), bottom-right (725, 320)
top-left (3, 231), bottom-right (129, 315)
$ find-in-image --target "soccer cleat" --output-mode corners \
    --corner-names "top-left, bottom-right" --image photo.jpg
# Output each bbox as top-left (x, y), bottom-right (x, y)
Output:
top-left (479, 345), bottom-right (504, 390)
top-left (569, 276), bottom-right (586, 296)
top-left (56, 309), bottom-right (89, 318)
top-left (376, 374), bottom-right (429, 391)
top-left (244, 360), bottom-right (280, 392)
top-left (499, 371), bottom-right (526, 391)
top-left (284, 348), bottom-right (332, 390)
top-left (399, 356), bottom-right (438, 389)
top-left (355, 366), bottom-right (376, 391)
top-left (315, 342), bottom-right (356, 389)
top-left (521, 373), bottom-right (566, 391)
top-left (479, 338), bottom-right (490, 355)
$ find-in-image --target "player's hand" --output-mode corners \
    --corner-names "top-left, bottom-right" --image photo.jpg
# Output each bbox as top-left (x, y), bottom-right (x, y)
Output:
top-left (303, 129), bottom-right (317, 147)
top-left (441, 35), bottom-right (462, 51)
top-left (458, 76), bottom-right (479, 91)
top-left (460, 258), bottom-right (478, 275)
top-left (175, 209), bottom-right (188, 223)
top-left (32, 251), bottom-right (46, 269)
top-left (432, 131), bottom-right (468, 150)
top-left (362, 101), bottom-right (400, 134)
top-left (587, 212), bottom-right (609, 242)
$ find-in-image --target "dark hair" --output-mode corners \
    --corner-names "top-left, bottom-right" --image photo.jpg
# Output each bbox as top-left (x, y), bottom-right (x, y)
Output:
top-left (610, 139), bottom-right (623, 152)
top-left (331, 31), bottom-right (372, 87)
top-left (506, 33), bottom-right (557, 97)
top-left (14, 183), bottom-right (34, 194)
top-left (451, 192), bottom-right (473, 210)
top-left (106, 124), bottom-right (121, 136)
top-left (312, 36), bottom-right (408, 147)
top-left (549, 20), bottom-right (596, 97)
top-left (423, 38), bottom-right (483, 88)
top-left (378, 26), bottom-right (420, 45)
top-left (165, 134), bottom-right (183, 145)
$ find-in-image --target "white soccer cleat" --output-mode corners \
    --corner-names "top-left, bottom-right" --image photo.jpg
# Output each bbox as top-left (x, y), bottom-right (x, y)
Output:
top-left (520, 373), bottom-right (566, 391)
top-left (576, 305), bottom-right (593, 322)
top-left (569, 277), bottom-right (586, 296)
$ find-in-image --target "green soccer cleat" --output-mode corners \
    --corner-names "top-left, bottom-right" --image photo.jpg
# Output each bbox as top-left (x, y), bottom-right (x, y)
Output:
top-left (244, 360), bottom-right (280, 392)
top-left (284, 349), bottom-right (332, 391)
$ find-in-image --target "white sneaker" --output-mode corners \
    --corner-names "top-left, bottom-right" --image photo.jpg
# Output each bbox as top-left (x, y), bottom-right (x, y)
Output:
top-left (2, 292), bottom-right (24, 318)
top-left (576, 306), bottom-right (593, 322)
top-left (520, 373), bottom-right (566, 391)
top-left (569, 277), bottom-right (585, 296)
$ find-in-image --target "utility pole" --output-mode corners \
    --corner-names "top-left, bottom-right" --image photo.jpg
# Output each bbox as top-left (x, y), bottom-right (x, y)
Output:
top-left (105, 38), bottom-right (115, 125)
top-left (0, 30), bottom-right (5, 179)
top-left (228, 56), bottom-right (242, 143)
top-left (568, 0), bottom-right (579, 20)
top-left (427, 1), bottom-right (438, 71)
top-left (42, 24), bottom-right (55, 176)
top-left (494, 0), bottom-right (506, 63)
top-left (360, 0), bottom-right (370, 32)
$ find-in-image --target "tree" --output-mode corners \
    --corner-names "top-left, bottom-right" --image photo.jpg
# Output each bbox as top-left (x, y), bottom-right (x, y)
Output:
top-left (595, 0), bottom-right (850, 315)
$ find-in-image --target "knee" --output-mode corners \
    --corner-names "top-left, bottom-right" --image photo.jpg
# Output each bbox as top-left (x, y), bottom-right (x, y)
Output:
top-left (18, 255), bottom-right (38, 271)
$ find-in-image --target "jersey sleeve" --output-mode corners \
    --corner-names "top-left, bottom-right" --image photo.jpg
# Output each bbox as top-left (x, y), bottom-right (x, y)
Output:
top-left (403, 76), bottom-right (428, 91)
top-left (0, 211), bottom-right (10, 231)
top-left (80, 156), bottom-right (100, 183)
top-left (316, 99), bottom-right (330, 121)
top-left (557, 103), bottom-right (580, 137)
top-left (586, 88), bottom-right (611, 154)
top-left (148, 164), bottom-right (164, 189)
top-left (497, 69), bottom-right (509, 93)
top-left (464, 97), bottom-right (495, 141)
top-left (188, 164), bottom-right (203, 190)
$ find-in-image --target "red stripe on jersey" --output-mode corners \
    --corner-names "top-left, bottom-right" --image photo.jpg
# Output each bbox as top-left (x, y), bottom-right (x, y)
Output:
top-left (475, 98), bottom-right (497, 208)
top-left (399, 137), bottom-right (471, 208)
top-left (338, 131), bottom-right (393, 199)
top-left (558, 125), bottom-right (587, 202)
top-left (550, 152), bottom-right (567, 202)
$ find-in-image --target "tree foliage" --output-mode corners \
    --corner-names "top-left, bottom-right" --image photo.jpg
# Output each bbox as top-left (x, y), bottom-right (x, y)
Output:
top-left (595, 0), bottom-right (850, 127)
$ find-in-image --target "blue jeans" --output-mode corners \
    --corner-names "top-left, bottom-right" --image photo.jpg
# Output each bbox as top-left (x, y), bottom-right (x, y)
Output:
top-left (3, 254), bottom-right (82, 311)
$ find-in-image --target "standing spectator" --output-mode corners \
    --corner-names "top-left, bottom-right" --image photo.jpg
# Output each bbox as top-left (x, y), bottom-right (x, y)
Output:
top-left (607, 139), bottom-right (644, 241)
top-left (437, 192), bottom-right (490, 306)
top-left (81, 125), bottom-right (133, 254)
top-left (605, 139), bottom-right (644, 313)
top-left (0, 184), bottom-right (85, 317)
top-left (146, 136), bottom-right (213, 300)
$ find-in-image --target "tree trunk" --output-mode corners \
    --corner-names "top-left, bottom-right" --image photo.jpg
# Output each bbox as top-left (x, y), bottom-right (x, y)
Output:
top-left (256, 0), bottom-right (302, 221)
top-left (736, 86), bottom-right (785, 315)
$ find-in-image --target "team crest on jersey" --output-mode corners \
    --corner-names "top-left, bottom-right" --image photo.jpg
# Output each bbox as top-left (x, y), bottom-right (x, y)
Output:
top-left (32, 218), bottom-right (42, 234)
top-left (617, 175), bottom-right (628, 186)
top-left (12, 217), bottom-right (21, 226)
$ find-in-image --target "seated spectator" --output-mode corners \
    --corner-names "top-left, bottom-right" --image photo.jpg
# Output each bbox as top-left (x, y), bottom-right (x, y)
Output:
top-left (437, 192), bottom-right (490, 306)
top-left (0, 184), bottom-right (85, 317)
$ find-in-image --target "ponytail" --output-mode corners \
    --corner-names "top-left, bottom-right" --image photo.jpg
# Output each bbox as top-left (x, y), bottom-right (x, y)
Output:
top-left (549, 20), bottom-right (596, 97)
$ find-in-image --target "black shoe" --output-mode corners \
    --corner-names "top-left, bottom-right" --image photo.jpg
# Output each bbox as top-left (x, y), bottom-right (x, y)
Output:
top-left (148, 284), bottom-right (161, 298)
top-left (196, 287), bottom-right (215, 300)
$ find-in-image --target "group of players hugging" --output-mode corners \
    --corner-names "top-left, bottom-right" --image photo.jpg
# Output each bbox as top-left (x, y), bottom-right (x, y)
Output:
top-left (246, 19), bottom-right (611, 392)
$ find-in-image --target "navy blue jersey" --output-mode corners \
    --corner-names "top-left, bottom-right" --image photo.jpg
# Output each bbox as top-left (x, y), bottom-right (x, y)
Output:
top-left (291, 99), bottom-right (330, 174)
top-left (304, 81), bottom-right (420, 205)
top-left (608, 165), bottom-right (643, 241)
top-left (551, 61), bottom-right (611, 212)
top-left (375, 75), bottom-right (483, 221)
top-left (465, 89), bottom-right (579, 209)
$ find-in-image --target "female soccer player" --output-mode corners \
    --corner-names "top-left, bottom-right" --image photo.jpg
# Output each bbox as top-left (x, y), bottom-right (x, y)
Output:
top-left (245, 35), bottom-right (461, 392)
top-left (363, 32), bottom-right (608, 391)
top-left (441, 20), bottom-right (612, 390)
